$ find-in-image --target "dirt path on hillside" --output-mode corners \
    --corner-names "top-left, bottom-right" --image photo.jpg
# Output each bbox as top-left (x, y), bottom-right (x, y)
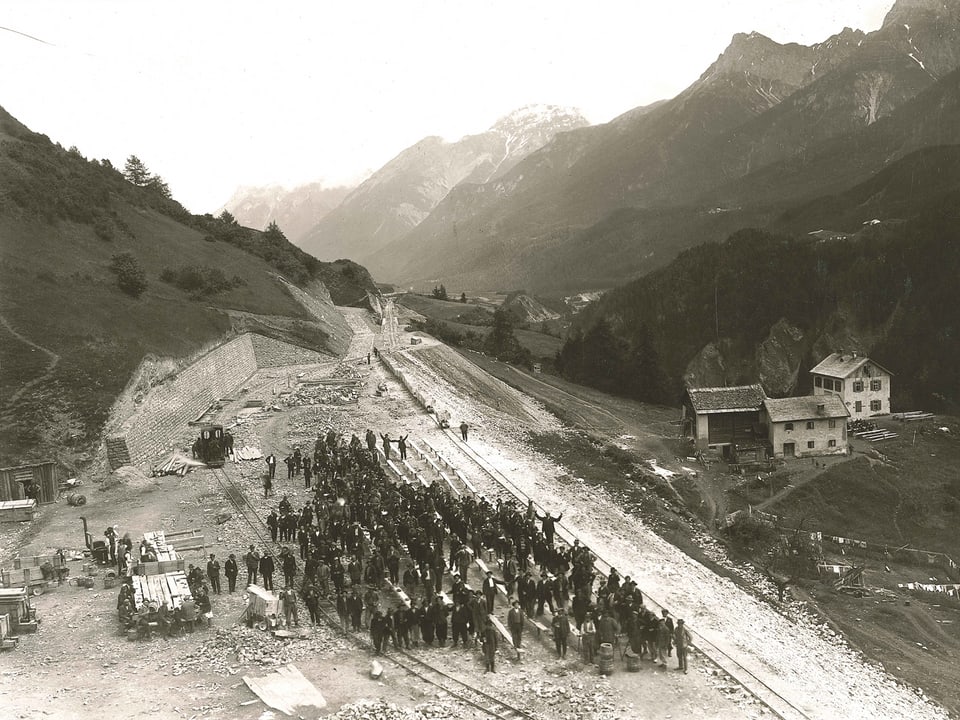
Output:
top-left (0, 312), bottom-right (60, 405)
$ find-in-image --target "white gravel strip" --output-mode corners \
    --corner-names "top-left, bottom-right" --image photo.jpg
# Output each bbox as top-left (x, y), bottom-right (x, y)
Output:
top-left (395, 345), bottom-right (948, 720)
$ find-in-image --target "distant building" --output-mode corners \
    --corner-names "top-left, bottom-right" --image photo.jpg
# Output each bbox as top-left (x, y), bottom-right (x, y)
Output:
top-left (681, 384), bottom-right (766, 454)
top-left (810, 353), bottom-right (893, 420)
top-left (762, 395), bottom-right (849, 458)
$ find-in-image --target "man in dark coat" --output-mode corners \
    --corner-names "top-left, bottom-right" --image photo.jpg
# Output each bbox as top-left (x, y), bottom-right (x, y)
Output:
top-left (551, 607), bottom-right (571, 658)
top-left (206, 554), bottom-right (222, 594)
top-left (507, 599), bottom-right (525, 648)
top-left (347, 589), bottom-right (364, 631)
top-left (259, 553), bottom-right (275, 591)
top-left (451, 601), bottom-right (471, 647)
top-left (482, 618), bottom-right (498, 672)
top-left (244, 545), bottom-right (260, 586)
top-left (281, 550), bottom-right (298, 588)
top-left (536, 510), bottom-right (563, 546)
top-left (482, 570), bottom-right (498, 614)
top-left (224, 554), bottom-right (239, 593)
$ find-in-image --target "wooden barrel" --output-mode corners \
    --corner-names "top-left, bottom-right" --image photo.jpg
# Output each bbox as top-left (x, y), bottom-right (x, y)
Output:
top-left (624, 650), bottom-right (641, 672)
top-left (66, 493), bottom-right (87, 506)
top-left (598, 642), bottom-right (614, 675)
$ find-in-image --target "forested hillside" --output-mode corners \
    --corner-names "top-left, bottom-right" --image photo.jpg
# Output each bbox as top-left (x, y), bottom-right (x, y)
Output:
top-left (561, 213), bottom-right (960, 412)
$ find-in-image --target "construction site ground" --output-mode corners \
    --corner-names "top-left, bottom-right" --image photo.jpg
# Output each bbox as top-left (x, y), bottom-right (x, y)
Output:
top-left (0, 306), bottom-right (952, 719)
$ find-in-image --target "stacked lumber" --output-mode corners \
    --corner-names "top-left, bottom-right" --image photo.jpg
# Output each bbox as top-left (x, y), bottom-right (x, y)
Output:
top-left (132, 571), bottom-right (192, 611)
top-left (893, 411), bottom-right (935, 422)
top-left (854, 429), bottom-right (899, 442)
top-left (143, 531), bottom-right (178, 561)
top-left (152, 452), bottom-right (206, 477)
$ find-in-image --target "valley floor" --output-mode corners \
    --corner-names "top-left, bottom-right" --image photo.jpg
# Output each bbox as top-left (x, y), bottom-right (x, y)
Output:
top-left (0, 307), bottom-right (951, 720)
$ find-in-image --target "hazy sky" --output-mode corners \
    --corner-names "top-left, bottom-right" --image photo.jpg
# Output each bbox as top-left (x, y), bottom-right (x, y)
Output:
top-left (0, 1), bottom-right (894, 214)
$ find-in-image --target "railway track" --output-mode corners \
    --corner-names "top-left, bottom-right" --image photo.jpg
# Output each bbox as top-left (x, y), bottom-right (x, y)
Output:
top-left (209, 466), bottom-right (538, 720)
top-left (413, 424), bottom-right (812, 720)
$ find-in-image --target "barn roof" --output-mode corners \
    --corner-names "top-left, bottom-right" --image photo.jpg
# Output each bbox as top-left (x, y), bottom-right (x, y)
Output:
top-left (686, 384), bottom-right (766, 414)
top-left (810, 353), bottom-right (894, 379)
top-left (763, 395), bottom-right (850, 422)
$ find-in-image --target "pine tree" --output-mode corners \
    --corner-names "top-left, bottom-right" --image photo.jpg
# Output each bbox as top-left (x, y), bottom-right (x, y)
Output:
top-left (123, 155), bottom-right (151, 186)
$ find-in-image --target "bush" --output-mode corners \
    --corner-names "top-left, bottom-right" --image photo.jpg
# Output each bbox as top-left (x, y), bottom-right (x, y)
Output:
top-left (109, 252), bottom-right (147, 298)
top-left (159, 264), bottom-right (246, 299)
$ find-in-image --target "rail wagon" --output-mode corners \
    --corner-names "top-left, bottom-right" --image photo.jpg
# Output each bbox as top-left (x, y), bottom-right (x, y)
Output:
top-left (193, 424), bottom-right (226, 467)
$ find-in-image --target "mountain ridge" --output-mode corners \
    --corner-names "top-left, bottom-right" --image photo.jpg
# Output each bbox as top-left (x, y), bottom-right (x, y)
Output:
top-left (298, 105), bottom-right (589, 272)
top-left (372, 0), bottom-right (960, 292)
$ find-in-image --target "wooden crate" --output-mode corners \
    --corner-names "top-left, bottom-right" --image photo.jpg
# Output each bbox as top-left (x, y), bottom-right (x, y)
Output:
top-left (0, 500), bottom-right (36, 523)
top-left (14, 554), bottom-right (65, 570)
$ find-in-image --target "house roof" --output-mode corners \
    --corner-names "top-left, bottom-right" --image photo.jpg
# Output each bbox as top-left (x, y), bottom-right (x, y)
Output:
top-left (763, 395), bottom-right (850, 423)
top-left (686, 384), bottom-right (766, 414)
top-left (810, 353), bottom-right (894, 379)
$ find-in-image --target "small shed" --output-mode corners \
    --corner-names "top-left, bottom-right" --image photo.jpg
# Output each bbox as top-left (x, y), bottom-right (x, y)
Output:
top-left (0, 462), bottom-right (58, 505)
top-left (681, 384), bottom-right (766, 453)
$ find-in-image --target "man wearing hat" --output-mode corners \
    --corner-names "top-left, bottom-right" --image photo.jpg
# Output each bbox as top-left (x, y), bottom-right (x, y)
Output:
top-left (207, 554), bottom-right (222, 594)
top-left (675, 619), bottom-right (692, 673)
top-left (482, 570), bottom-right (498, 613)
top-left (551, 606), bottom-right (571, 658)
top-left (507, 599), bottom-right (525, 648)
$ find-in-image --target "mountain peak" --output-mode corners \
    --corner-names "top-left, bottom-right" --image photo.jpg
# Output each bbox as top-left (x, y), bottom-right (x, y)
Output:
top-left (883, 0), bottom-right (956, 27)
top-left (490, 105), bottom-right (588, 136)
top-left (701, 31), bottom-right (803, 83)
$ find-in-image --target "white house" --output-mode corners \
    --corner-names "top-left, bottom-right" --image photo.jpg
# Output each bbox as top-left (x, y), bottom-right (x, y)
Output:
top-left (762, 395), bottom-right (850, 458)
top-left (810, 353), bottom-right (893, 420)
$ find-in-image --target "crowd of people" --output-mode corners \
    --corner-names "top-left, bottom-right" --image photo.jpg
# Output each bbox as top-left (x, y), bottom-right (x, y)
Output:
top-left (112, 422), bottom-right (694, 674)
top-left (241, 426), bottom-right (694, 673)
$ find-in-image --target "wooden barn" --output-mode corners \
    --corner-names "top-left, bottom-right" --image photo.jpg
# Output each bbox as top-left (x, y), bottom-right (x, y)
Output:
top-left (681, 384), bottom-right (766, 455)
top-left (0, 462), bottom-right (58, 505)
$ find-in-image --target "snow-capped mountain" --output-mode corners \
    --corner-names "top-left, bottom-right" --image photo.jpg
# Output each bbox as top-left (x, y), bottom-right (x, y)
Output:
top-left (297, 105), bottom-right (589, 268)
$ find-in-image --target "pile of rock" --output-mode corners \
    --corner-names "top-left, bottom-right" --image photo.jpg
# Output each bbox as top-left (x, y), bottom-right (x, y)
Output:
top-left (170, 625), bottom-right (347, 676)
top-left (283, 382), bottom-right (361, 407)
top-left (521, 679), bottom-right (620, 719)
top-left (326, 699), bottom-right (464, 720)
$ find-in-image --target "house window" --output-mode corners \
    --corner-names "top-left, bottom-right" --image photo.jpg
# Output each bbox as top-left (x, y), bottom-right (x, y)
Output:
top-left (828, 439), bottom-right (837, 447)
top-left (853, 381), bottom-right (864, 392)
top-left (834, 379), bottom-right (843, 392)
top-left (870, 400), bottom-right (882, 412)
top-left (806, 421), bottom-right (815, 430)
top-left (870, 379), bottom-right (882, 391)
top-left (814, 377), bottom-right (822, 388)
top-left (784, 422), bottom-right (794, 431)
top-left (829, 419), bottom-right (836, 429)
top-left (855, 401), bottom-right (862, 413)
top-left (807, 441), bottom-right (815, 449)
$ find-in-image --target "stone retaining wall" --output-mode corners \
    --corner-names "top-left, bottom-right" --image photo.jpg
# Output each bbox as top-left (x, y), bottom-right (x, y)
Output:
top-left (106, 332), bottom-right (332, 470)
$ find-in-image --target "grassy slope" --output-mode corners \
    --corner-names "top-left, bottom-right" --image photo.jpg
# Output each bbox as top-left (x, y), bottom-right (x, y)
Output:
top-left (0, 106), bottom-right (375, 469)
top-left (0, 205), bottom-right (335, 468)
top-left (768, 422), bottom-right (960, 557)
